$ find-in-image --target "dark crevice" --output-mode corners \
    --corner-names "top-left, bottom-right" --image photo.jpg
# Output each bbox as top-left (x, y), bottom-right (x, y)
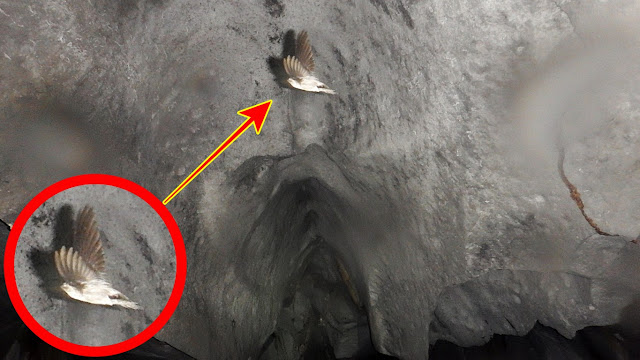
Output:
top-left (0, 218), bottom-right (11, 230)
top-left (505, 317), bottom-right (516, 332)
top-left (257, 241), bottom-right (385, 359)
top-left (430, 322), bottom-right (640, 360)
top-left (247, 176), bottom-right (388, 359)
top-left (256, 333), bottom-right (277, 359)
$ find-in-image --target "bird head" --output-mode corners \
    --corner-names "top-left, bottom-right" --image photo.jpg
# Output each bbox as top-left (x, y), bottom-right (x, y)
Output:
top-left (315, 83), bottom-right (336, 94)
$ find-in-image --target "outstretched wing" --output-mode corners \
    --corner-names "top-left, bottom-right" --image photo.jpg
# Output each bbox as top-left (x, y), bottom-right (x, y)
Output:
top-left (73, 206), bottom-right (105, 274)
top-left (295, 30), bottom-right (315, 73)
top-left (54, 246), bottom-right (97, 283)
top-left (283, 55), bottom-right (310, 78)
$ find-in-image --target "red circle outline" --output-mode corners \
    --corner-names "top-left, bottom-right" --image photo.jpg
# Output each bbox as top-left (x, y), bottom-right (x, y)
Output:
top-left (3, 174), bottom-right (186, 357)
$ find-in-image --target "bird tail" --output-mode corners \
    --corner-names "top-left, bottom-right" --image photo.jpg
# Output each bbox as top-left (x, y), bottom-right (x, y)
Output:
top-left (114, 299), bottom-right (142, 310)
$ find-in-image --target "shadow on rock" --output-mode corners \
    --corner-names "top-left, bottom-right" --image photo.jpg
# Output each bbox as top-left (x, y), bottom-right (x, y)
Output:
top-left (268, 29), bottom-right (297, 88)
top-left (27, 204), bottom-right (74, 300)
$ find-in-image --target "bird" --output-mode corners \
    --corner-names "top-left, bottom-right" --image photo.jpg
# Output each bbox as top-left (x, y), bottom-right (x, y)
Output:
top-left (283, 31), bottom-right (336, 94)
top-left (53, 206), bottom-right (141, 310)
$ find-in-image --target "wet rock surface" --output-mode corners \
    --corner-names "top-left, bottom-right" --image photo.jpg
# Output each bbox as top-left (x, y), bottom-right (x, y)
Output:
top-left (1, 0), bottom-right (640, 359)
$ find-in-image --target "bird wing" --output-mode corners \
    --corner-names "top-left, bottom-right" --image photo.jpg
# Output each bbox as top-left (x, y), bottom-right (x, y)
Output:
top-left (54, 245), bottom-right (98, 283)
top-left (73, 206), bottom-right (106, 274)
top-left (283, 55), bottom-right (310, 78)
top-left (295, 31), bottom-right (315, 73)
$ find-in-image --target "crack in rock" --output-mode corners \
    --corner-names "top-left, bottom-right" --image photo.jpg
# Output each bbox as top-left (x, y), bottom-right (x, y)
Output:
top-left (557, 145), bottom-right (615, 237)
top-left (0, 218), bottom-right (12, 230)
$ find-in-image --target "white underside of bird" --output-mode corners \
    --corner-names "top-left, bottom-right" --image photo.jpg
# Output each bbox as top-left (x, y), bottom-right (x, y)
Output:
top-left (286, 71), bottom-right (336, 94)
top-left (60, 277), bottom-right (141, 310)
top-left (283, 31), bottom-right (336, 95)
top-left (54, 206), bottom-right (141, 310)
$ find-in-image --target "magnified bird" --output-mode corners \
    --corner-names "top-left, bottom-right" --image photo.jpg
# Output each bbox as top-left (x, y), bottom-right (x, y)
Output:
top-left (53, 206), bottom-right (141, 310)
top-left (283, 31), bottom-right (336, 94)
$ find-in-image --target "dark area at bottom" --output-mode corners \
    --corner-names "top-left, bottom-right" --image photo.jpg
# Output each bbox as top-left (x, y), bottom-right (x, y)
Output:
top-left (3, 220), bottom-right (638, 359)
top-left (2, 299), bottom-right (639, 360)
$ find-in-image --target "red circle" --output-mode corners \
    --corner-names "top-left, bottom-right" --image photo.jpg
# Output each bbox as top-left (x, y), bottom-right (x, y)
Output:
top-left (3, 174), bottom-right (186, 357)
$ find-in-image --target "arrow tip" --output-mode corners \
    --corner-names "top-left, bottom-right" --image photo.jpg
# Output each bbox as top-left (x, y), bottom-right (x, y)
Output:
top-left (237, 100), bottom-right (273, 135)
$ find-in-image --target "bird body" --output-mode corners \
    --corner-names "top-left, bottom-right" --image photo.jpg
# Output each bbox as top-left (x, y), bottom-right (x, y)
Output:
top-left (60, 277), bottom-right (139, 309)
top-left (283, 31), bottom-right (336, 94)
top-left (53, 206), bottom-right (140, 310)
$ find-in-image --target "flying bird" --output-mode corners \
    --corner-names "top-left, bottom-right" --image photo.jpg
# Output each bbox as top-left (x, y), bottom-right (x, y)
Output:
top-left (53, 206), bottom-right (141, 310)
top-left (283, 31), bottom-right (336, 94)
